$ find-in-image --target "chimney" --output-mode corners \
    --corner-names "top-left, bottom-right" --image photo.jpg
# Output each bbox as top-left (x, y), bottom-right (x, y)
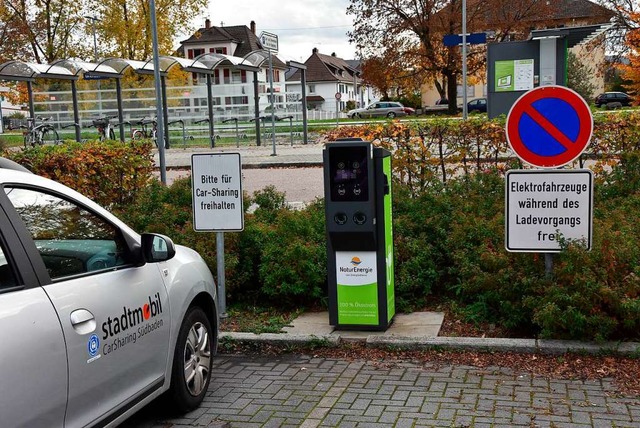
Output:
top-left (205, 18), bottom-right (211, 29)
top-left (331, 52), bottom-right (336, 57)
top-left (312, 47), bottom-right (318, 54)
top-left (250, 21), bottom-right (256, 34)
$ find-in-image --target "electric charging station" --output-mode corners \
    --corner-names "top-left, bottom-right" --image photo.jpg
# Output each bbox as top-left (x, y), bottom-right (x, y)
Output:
top-left (323, 140), bottom-right (395, 330)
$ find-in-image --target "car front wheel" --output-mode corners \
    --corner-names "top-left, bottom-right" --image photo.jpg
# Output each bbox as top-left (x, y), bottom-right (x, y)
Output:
top-left (169, 306), bottom-right (214, 412)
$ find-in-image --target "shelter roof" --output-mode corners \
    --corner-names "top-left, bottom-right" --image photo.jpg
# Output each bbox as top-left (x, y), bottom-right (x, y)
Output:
top-left (0, 61), bottom-right (76, 81)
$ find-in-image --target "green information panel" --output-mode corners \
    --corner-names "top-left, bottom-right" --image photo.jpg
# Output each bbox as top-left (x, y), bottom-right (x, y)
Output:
top-left (335, 251), bottom-right (379, 325)
top-left (495, 59), bottom-right (534, 92)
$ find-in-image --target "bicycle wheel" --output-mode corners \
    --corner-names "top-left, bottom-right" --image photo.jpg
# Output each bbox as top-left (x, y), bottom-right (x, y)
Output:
top-left (108, 128), bottom-right (116, 140)
top-left (132, 130), bottom-right (143, 140)
top-left (41, 128), bottom-right (60, 145)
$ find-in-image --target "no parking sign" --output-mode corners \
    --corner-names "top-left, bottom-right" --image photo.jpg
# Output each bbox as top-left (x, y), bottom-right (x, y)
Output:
top-left (506, 86), bottom-right (593, 168)
top-left (505, 86), bottom-right (594, 252)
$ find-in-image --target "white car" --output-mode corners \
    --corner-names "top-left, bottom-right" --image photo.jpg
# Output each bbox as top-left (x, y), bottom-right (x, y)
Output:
top-left (347, 101), bottom-right (410, 119)
top-left (0, 159), bottom-right (218, 427)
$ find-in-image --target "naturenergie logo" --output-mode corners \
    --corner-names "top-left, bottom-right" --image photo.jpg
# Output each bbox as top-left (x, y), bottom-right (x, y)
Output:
top-left (340, 256), bottom-right (373, 274)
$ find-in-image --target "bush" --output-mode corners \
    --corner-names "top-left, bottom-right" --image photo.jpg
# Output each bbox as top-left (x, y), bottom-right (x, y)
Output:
top-left (20, 114), bottom-right (639, 340)
top-left (258, 200), bottom-right (327, 306)
top-left (4, 139), bottom-right (154, 209)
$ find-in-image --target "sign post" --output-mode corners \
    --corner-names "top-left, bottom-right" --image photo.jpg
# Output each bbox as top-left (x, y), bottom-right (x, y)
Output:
top-left (191, 153), bottom-right (244, 318)
top-left (335, 92), bottom-right (341, 127)
top-left (504, 86), bottom-right (594, 274)
top-left (259, 32), bottom-right (279, 157)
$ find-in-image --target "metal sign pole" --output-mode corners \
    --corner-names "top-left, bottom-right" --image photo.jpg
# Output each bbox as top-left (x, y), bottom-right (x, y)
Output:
top-left (216, 231), bottom-right (227, 318)
top-left (462, 0), bottom-right (468, 120)
top-left (544, 253), bottom-right (554, 279)
top-left (268, 50), bottom-right (277, 156)
top-left (149, 0), bottom-right (166, 184)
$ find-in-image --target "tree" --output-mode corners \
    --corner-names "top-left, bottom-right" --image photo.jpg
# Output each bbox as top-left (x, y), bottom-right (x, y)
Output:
top-left (0, 0), bottom-right (84, 64)
top-left (96, 0), bottom-right (207, 60)
top-left (0, 0), bottom-right (207, 63)
top-left (347, 0), bottom-right (558, 114)
top-left (567, 51), bottom-right (597, 102)
top-left (621, 10), bottom-right (640, 98)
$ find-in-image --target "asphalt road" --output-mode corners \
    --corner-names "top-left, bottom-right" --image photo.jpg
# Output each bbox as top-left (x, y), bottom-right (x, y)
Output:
top-left (123, 354), bottom-right (639, 428)
top-left (162, 166), bottom-right (325, 204)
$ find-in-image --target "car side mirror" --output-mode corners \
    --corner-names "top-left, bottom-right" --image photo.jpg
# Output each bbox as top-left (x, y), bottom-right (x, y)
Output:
top-left (141, 233), bottom-right (176, 263)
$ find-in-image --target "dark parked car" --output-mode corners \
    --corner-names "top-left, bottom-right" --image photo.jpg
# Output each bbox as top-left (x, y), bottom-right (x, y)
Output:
top-left (594, 92), bottom-right (632, 108)
top-left (467, 98), bottom-right (487, 113)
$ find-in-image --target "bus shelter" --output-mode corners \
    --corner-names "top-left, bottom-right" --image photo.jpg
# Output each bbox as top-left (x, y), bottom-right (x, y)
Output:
top-left (0, 49), bottom-right (296, 147)
top-left (0, 61), bottom-right (81, 141)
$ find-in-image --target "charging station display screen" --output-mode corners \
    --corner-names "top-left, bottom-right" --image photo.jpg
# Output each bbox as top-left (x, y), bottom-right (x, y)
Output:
top-left (329, 146), bottom-right (369, 202)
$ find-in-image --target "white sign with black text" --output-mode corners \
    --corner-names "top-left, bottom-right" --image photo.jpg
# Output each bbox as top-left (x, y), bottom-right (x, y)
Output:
top-left (191, 153), bottom-right (244, 231)
top-left (505, 169), bottom-right (593, 252)
top-left (259, 32), bottom-right (278, 52)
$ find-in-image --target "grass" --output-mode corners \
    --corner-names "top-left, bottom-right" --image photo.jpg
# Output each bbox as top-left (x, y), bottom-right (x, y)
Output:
top-left (220, 305), bottom-right (303, 334)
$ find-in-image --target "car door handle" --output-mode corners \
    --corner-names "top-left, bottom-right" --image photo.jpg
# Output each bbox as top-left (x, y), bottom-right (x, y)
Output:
top-left (70, 309), bottom-right (96, 335)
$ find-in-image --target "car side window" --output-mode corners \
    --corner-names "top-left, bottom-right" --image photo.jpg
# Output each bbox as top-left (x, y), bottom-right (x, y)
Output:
top-left (5, 187), bottom-right (130, 280)
top-left (0, 241), bottom-right (18, 291)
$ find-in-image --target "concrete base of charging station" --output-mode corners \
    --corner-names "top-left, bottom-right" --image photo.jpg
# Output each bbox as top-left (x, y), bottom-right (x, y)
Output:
top-left (282, 311), bottom-right (445, 341)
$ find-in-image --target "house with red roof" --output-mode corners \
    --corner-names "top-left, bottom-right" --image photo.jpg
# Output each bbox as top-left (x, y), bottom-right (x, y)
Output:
top-left (178, 19), bottom-right (288, 115)
top-left (286, 48), bottom-right (375, 114)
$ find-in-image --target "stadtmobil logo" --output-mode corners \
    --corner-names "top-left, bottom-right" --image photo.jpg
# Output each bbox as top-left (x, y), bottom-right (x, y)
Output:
top-left (340, 256), bottom-right (373, 274)
top-left (102, 293), bottom-right (163, 340)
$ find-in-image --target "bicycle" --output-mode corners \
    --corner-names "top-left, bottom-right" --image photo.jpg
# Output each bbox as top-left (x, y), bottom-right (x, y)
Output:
top-left (131, 117), bottom-right (158, 147)
top-left (20, 117), bottom-right (59, 148)
top-left (91, 115), bottom-right (117, 141)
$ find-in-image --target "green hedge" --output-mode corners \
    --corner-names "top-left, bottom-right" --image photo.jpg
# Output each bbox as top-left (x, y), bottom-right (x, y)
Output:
top-left (7, 131), bottom-right (640, 341)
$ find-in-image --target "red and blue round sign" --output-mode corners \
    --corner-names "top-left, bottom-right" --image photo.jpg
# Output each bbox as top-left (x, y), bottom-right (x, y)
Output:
top-left (506, 86), bottom-right (593, 168)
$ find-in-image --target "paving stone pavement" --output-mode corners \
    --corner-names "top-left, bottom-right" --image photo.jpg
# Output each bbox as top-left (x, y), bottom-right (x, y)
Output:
top-left (124, 354), bottom-right (640, 428)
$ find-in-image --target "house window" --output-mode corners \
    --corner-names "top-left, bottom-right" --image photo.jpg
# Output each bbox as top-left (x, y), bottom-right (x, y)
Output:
top-left (308, 84), bottom-right (315, 93)
top-left (188, 48), bottom-right (204, 59)
top-left (223, 69), bottom-right (230, 84)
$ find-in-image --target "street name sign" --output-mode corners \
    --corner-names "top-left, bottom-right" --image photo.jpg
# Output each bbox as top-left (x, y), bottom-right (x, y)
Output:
top-left (506, 85), bottom-right (593, 168)
top-left (191, 153), bottom-right (244, 231)
top-left (443, 32), bottom-right (487, 46)
top-left (259, 32), bottom-right (278, 52)
top-left (505, 169), bottom-right (593, 252)
top-left (83, 72), bottom-right (110, 81)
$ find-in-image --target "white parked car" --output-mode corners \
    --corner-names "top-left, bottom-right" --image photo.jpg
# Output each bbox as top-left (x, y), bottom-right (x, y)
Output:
top-left (347, 101), bottom-right (411, 119)
top-left (0, 159), bottom-right (218, 427)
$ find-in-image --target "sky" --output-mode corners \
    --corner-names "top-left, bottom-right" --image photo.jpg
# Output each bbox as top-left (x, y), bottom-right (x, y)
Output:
top-left (190, 0), bottom-right (357, 62)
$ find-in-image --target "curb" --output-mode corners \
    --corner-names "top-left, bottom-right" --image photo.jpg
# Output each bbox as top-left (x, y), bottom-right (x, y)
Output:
top-left (160, 161), bottom-right (323, 171)
top-left (220, 332), bottom-right (640, 357)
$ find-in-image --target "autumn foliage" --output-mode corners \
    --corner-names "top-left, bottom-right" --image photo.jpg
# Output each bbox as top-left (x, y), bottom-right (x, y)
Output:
top-left (4, 140), bottom-right (154, 208)
top-left (621, 11), bottom-right (640, 100)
